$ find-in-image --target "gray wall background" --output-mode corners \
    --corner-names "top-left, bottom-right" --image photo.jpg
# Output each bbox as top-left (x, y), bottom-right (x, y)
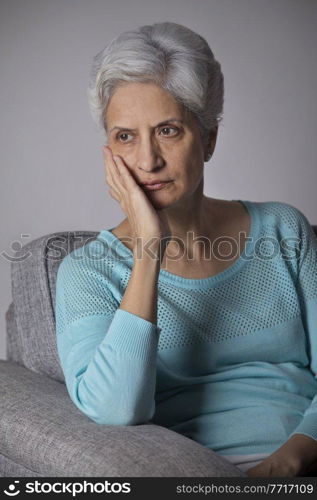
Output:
top-left (1, 0), bottom-right (316, 360)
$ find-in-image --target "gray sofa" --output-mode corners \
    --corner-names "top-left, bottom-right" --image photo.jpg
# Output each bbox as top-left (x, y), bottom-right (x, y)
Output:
top-left (1, 227), bottom-right (316, 477)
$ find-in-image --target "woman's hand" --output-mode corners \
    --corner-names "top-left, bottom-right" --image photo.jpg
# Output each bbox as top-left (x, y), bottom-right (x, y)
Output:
top-left (103, 145), bottom-right (172, 257)
top-left (246, 433), bottom-right (317, 477)
top-left (246, 455), bottom-right (299, 477)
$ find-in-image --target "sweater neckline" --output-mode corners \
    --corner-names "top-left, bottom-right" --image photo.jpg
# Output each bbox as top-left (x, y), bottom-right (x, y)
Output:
top-left (99, 199), bottom-right (260, 289)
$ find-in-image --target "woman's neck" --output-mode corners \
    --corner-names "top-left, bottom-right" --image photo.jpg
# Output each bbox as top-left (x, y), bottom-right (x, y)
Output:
top-left (121, 195), bottom-right (227, 261)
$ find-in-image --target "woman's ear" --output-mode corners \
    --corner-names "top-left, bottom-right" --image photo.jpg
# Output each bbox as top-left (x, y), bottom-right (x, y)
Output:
top-left (204, 126), bottom-right (218, 161)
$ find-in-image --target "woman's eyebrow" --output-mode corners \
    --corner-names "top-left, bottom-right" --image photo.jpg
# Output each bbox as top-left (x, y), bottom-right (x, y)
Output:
top-left (109, 118), bottom-right (184, 134)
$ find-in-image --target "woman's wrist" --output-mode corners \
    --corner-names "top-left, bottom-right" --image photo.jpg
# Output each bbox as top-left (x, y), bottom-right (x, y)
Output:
top-left (133, 238), bottom-right (168, 265)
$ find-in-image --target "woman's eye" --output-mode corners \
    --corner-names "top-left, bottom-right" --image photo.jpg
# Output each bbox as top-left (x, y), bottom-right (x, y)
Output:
top-left (160, 126), bottom-right (178, 136)
top-left (117, 133), bottom-right (133, 142)
top-left (116, 127), bottom-right (179, 142)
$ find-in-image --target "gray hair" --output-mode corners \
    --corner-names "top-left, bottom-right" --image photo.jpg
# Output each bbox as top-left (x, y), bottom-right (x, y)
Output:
top-left (87, 22), bottom-right (224, 147)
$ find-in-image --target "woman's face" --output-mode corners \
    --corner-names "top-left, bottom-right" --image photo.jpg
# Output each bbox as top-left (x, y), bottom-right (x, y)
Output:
top-left (105, 81), bottom-right (214, 209)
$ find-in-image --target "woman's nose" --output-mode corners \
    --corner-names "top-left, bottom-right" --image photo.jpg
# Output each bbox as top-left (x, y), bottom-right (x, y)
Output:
top-left (136, 138), bottom-right (163, 172)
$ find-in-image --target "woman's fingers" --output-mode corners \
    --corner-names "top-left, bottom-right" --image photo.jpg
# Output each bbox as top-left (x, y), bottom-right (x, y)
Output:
top-left (113, 154), bottom-right (141, 194)
top-left (103, 147), bottom-right (122, 198)
top-left (104, 147), bottom-right (140, 197)
top-left (104, 151), bottom-right (116, 187)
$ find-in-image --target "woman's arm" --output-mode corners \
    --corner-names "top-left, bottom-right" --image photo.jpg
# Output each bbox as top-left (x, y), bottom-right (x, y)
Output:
top-left (56, 249), bottom-right (162, 427)
top-left (248, 208), bottom-right (317, 477)
top-left (56, 146), bottom-right (171, 426)
top-left (120, 245), bottom-right (161, 324)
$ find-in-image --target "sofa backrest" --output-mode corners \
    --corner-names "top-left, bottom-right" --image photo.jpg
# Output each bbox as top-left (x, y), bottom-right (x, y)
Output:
top-left (5, 225), bottom-right (317, 382)
top-left (6, 231), bottom-right (98, 382)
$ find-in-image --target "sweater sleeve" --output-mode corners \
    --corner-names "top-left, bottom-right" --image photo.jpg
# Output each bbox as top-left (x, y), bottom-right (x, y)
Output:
top-left (289, 209), bottom-right (317, 441)
top-left (55, 251), bottom-right (161, 426)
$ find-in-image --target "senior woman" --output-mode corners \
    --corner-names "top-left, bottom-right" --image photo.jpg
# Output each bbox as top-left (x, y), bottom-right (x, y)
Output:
top-left (55, 22), bottom-right (317, 477)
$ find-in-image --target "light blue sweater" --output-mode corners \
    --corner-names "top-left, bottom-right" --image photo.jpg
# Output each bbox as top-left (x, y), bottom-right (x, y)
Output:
top-left (55, 200), bottom-right (317, 458)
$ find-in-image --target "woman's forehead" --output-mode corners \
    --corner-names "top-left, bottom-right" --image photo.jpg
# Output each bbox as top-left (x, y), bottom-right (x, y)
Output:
top-left (105, 84), bottom-right (194, 125)
top-left (110, 85), bottom-right (177, 111)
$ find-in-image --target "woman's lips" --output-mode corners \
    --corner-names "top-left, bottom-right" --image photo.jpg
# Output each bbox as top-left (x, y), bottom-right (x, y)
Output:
top-left (141, 181), bottom-right (172, 191)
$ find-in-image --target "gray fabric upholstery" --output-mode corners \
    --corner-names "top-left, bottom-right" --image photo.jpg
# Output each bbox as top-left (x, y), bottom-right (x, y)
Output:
top-left (7, 231), bottom-right (98, 382)
top-left (5, 302), bottom-right (22, 367)
top-left (0, 360), bottom-right (245, 477)
top-left (0, 453), bottom-right (41, 477)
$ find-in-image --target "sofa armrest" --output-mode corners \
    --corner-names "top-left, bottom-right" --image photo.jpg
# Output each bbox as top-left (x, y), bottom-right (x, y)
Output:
top-left (0, 360), bottom-right (245, 477)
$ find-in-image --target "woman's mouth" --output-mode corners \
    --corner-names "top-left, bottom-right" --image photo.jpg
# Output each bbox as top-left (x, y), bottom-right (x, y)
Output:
top-left (141, 181), bottom-right (173, 191)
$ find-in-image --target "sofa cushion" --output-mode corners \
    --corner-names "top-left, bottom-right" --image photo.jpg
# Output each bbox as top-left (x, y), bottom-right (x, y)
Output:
top-left (9, 230), bottom-right (98, 381)
top-left (0, 360), bottom-right (246, 477)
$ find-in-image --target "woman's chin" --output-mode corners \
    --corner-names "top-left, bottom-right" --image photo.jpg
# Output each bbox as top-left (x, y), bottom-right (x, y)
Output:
top-left (143, 184), bottom-right (180, 210)
top-left (148, 196), bottom-right (169, 207)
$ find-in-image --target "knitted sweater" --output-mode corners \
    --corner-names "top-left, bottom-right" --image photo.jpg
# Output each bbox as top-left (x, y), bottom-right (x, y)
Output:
top-left (55, 199), bottom-right (317, 460)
